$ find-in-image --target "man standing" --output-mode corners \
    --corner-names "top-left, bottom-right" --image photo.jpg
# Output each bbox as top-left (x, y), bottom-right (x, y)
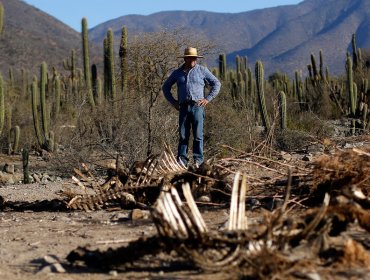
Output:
top-left (162, 47), bottom-right (221, 168)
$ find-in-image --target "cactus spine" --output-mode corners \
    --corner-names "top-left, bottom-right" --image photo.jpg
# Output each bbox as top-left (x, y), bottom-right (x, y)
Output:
top-left (255, 60), bottom-right (270, 131)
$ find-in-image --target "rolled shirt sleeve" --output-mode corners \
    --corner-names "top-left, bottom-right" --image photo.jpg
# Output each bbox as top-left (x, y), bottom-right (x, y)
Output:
top-left (203, 67), bottom-right (221, 102)
top-left (162, 72), bottom-right (178, 106)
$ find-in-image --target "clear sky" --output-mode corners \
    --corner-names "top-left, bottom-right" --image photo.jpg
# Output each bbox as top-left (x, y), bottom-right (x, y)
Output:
top-left (23, 0), bottom-right (303, 31)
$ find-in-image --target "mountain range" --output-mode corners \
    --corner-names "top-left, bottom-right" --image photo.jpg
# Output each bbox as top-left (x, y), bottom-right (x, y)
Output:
top-left (1, 0), bottom-right (370, 77)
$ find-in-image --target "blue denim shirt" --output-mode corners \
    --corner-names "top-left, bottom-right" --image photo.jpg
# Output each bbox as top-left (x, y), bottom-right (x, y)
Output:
top-left (162, 64), bottom-right (221, 106)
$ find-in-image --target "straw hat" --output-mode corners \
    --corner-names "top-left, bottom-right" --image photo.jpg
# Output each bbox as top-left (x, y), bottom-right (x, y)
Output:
top-left (178, 47), bottom-right (204, 58)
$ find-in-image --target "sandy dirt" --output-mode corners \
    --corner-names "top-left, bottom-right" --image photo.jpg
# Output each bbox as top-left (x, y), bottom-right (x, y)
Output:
top-left (0, 153), bottom-right (233, 279)
top-left (0, 143), bottom-right (369, 280)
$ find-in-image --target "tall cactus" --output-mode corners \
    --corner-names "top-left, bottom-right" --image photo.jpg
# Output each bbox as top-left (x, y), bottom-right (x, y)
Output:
top-left (106, 28), bottom-right (116, 100)
top-left (295, 71), bottom-right (305, 111)
top-left (219, 53), bottom-right (227, 80)
top-left (235, 55), bottom-right (241, 74)
top-left (346, 57), bottom-right (356, 117)
top-left (319, 50), bottom-right (324, 80)
top-left (103, 38), bottom-right (109, 99)
top-left (119, 26), bottom-right (128, 95)
top-left (0, 3), bottom-right (4, 34)
top-left (31, 77), bottom-right (43, 147)
top-left (81, 18), bottom-right (95, 107)
top-left (310, 53), bottom-right (318, 81)
top-left (278, 91), bottom-right (287, 130)
top-left (351, 33), bottom-right (359, 69)
top-left (9, 125), bottom-right (20, 154)
top-left (63, 49), bottom-right (76, 81)
top-left (32, 67), bottom-right (54, 152)
top-left (0, 74), bottom-right (4, 136)
top-left (255, 60), bottom-right (270, 132)
top-left (40, 62), bottom-right (49, 138)
top-left (346, 56), bottom-right (357, 135)
top-left (53, 75), bottom-right (61, 119)
top-left (22, 148), bottom-right (30, 184)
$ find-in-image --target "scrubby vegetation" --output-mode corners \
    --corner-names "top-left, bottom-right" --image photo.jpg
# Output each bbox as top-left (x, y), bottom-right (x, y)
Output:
top-left (0, 6), bottom-right (368, 172)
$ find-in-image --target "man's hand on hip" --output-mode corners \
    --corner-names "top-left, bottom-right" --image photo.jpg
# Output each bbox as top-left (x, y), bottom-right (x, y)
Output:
top-left (197, 99), bottom-right (209, 107)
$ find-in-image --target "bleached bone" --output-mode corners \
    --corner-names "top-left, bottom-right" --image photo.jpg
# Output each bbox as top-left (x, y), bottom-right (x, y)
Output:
top-left (182, 183), bottom-right (208, 233)
top-left (189, 245), bottom-right (243, 270)
top-left (228, 172), bottom-right (248, 230)
top-left (152, 183), bottom-right (208, 239)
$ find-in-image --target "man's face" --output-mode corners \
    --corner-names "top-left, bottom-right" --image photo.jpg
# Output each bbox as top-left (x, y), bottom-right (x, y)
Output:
top-left (184, 57), bottom-right (197, 68)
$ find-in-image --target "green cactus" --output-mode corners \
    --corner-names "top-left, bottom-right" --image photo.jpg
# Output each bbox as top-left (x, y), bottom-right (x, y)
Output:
top-left (307, 64), bottom-right (313, 80)
top-left (103, 38), bottom-right (109, 98)
top-left (22, 148), bottom-right (30, 184)
top-left (295, 71), bottom-right (304, 110)
top-left (219, 53), bottom-right (226, 80)
top-left (255, 60), bottom-right (270, 132)
top-left (9, 125), bottom-right (20, 154)
top-left (363, 104), bottom-right (368, 130)
top-left (236, 55), bottom-right (241, 74)
top-left (0, 3), bottom-right (3, 34)
top-left (0, 74), bottom-right (4, 136)
top-left (243, 69), bottom-right (249, 100)
top-left (63, 49), bottom-right (76, 81)
top-left (82, 18), bottom-right (95, 107)
top-left (119, 26), bottom-right (128, 95)
top-left (91, 64), bottom-right (98, 104)
top-left (319, 50), bottom-right (324, 80)
top-left (346, 57), bottom-right (356, 117)
top-left (351, 33), bottom-right (359, 69)
top-left (247, 67), bottom-right (254, 99)
top-left (107, 29), bottom-right (116, 100)
top-left (32, 70), bottom-right (54, 151)
top-left (21, 68), bottom-right (28, 98)
top-left (96, 77), bottom-right (102, 105)
top-left (40, 62), bottom-right (49, 138)
top-left (31, 77), bottom-right (43, 147)
top-left (241, 56), bottom-right (248, 73)
top-left (310, 53), bottom-right (318, 81)
top-left (362, 78), bottom-right (368, 94)
top-left (278, 91), bottom-right (287, 130)
top-left (48, 131), bottom-right (55, 152)
top-left (54, 75), bottom-right (61, 119)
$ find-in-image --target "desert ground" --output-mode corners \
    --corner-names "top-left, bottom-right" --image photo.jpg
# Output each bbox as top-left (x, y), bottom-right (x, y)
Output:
top-left (0, 136), bottom-right (369, 280)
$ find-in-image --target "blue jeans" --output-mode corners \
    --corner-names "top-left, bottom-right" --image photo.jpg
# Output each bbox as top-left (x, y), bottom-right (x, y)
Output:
top-left (178, 103), bottom-right (204, 166)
